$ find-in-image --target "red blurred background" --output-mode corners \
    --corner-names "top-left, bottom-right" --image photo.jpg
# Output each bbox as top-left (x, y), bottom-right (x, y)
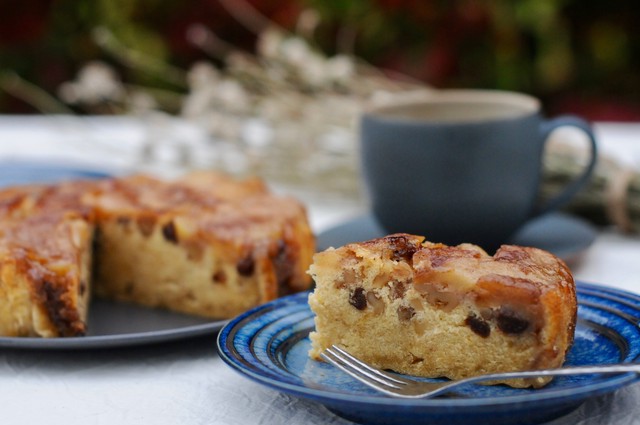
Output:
top-left (1, 0), bottom-right (639, 120)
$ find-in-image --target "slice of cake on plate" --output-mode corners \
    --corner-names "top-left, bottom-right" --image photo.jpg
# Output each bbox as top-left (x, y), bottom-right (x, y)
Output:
top-left (0, 182), bottom-right (95, 337)
top-left (308, 234), bottom-right (577, 388)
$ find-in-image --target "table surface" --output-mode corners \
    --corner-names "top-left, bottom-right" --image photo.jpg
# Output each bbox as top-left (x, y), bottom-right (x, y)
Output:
top-left (1, 115), bottom-right (640, 425)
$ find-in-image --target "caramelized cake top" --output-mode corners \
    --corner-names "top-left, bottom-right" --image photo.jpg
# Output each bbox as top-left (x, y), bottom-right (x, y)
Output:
top-left (0, 172), bottom-right (314, 331)
top-left (315, 233), bottom-right (576, 340)
top-left (0, 181), bottom-right (93, 263)
top-left (339, 233), bottom-right (574, 294)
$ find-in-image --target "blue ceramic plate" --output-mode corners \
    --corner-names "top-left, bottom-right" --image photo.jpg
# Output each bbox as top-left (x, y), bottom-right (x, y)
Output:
top-left (218, 282), bottom-right (640, 425)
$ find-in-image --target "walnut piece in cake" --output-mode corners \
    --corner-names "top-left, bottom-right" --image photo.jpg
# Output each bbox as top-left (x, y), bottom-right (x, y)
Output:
top-left (308, 234), bottom-right (577, 388)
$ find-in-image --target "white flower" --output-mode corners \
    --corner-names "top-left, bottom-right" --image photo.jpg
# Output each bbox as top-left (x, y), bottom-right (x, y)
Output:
top-left (241, 118), bottom-right (273, 149)
top-left (187, 61), bottom-right (220, 90)
top-left (326, 55), bottom-right (355, 82)
top-left (296, 9), bottom-right (320, 37)
top-left (182, 63), bottom-right (250, 117)
top-left (214, 78), bottom-right (251, 113)
top-left (298, 52), bottom-right (329, 87)
top-left (257, 27), bottom-right (285, 59)
top-left (58, 61), bottom-right (124, 105)
top-left (127, 90), bottom-right (157, 113)
top-left (280, 36), bottom-right (313, 67)
top-left (181, 86), bottom-right (216, 118)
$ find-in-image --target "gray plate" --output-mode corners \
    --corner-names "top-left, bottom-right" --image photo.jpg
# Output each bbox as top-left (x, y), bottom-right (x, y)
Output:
top-left (0, 299), bottom-right (226, 350)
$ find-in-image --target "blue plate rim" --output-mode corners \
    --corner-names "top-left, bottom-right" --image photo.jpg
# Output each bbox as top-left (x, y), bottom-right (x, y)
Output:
top-left (217, 281), bottom-right (640, 408)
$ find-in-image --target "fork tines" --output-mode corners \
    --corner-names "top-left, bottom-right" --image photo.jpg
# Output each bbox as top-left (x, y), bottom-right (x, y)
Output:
top-left (320, 345), bottom-right (410, 393)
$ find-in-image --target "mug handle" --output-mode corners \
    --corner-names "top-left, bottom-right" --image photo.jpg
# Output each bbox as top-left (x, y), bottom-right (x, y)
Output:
top-left (533, 115), bottom-right (598, 217)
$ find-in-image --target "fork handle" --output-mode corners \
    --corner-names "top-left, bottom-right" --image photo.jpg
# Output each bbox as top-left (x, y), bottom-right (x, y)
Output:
top-left (464, 363), bottom-right (640, 384)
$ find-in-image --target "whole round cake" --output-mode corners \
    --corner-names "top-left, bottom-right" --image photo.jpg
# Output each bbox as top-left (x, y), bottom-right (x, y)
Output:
top-left (0, 171), bottom-right (315, 337)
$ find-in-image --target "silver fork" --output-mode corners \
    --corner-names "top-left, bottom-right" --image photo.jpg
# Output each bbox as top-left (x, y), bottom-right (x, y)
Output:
top-left (320, 345), bottom-right (640, 399)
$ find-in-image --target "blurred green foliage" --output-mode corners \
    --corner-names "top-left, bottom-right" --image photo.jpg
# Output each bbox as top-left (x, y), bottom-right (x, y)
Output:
top-left (1, 0), bottom-right (638, 119)
top-left (307, 1), bottom-right (638, 105)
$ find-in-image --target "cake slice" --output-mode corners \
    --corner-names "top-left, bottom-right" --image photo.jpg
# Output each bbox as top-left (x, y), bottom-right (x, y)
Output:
top-left (0, 183), bottom-right (94, 337)
top-left (308, 234), bottom-right (577, 388)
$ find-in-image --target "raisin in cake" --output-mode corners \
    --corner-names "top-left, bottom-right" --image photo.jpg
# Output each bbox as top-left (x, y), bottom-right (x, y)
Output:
top-left (308, 234), bottom-right (577, 388)
top-left (0, 172), bottom-right (314, 337)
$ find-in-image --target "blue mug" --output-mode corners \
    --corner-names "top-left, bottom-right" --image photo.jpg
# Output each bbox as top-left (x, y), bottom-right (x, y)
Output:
top-left (360, 90), bottom-right (597, 251)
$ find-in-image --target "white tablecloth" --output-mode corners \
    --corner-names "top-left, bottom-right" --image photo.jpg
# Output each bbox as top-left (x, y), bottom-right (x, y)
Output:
top-left (1, 116), bottom-right (639, 425)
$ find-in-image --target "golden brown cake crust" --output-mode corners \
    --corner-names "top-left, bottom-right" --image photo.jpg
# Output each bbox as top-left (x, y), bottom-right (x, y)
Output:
top-left (87, 173), bottom-right (313, 288)
top-left (0, 181), bottom-right (94, 337)
top-left (308, 233), bottom-right (577, 388)
top-left (0, 172), bottom-right (314, 337)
